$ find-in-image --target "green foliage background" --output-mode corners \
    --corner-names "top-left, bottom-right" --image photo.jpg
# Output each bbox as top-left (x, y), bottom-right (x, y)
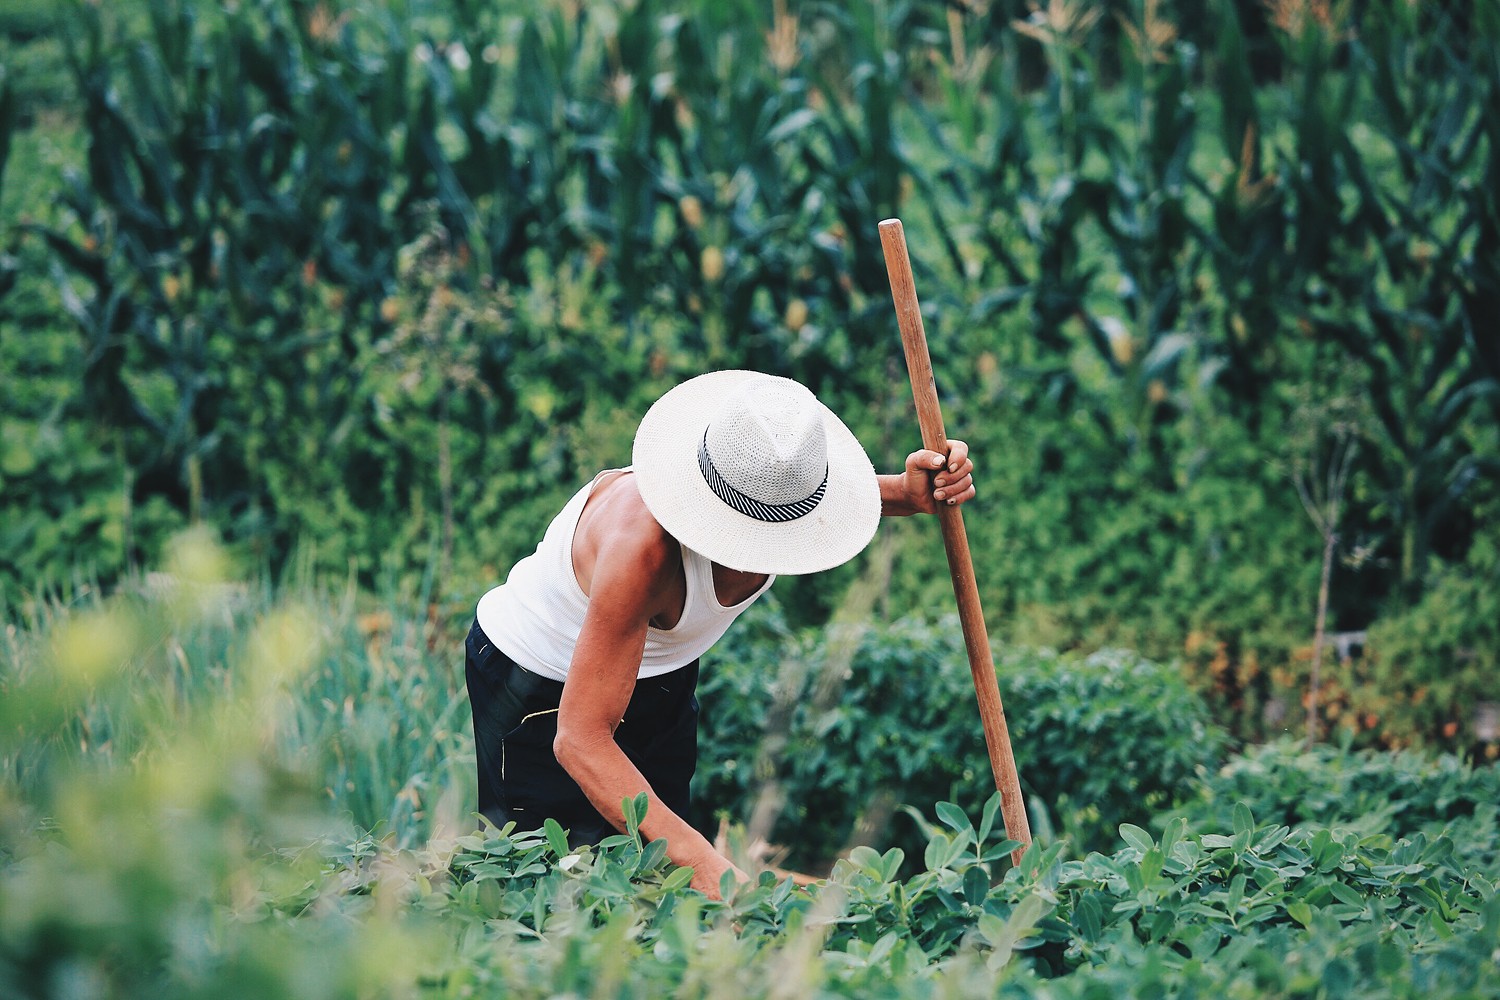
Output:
top-left (3, 3), bottom-right (1499, 992)
top-left (3, 0), bottom-right (1496, 750)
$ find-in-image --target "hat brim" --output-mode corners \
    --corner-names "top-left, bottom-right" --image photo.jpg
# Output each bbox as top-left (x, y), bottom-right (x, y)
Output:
top-left (632, 370), bottom-right (881, 575)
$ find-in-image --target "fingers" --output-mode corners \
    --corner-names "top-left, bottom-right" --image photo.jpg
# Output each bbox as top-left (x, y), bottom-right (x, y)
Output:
top-left (935, 440), bottom-right (972, 484)
top-left (904, 440), bottom-right (977, 509)
top-left (932, 440), bottom-right (975, 505)
top-left (945, 439), bottom-right (970, 472)
top-left (905, 449), bottom-right (947, 475)
top-left (906, 440), bottom-right (972, 476)
top-left (933, 468), bottom-right (974, 505)
top-left (936, 477), bottom-right (976, 506)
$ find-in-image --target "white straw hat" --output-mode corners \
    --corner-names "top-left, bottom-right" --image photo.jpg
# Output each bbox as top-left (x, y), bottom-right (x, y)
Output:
top-left (632, 370), bottom-right (881, 575)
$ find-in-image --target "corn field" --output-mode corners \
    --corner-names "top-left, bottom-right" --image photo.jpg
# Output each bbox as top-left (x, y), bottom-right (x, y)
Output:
top-left (2, 0), bottom-right (1497, 737)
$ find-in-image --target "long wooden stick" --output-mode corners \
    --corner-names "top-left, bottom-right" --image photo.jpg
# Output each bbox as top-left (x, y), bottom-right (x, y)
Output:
top-left (878, 218), bottom-right (1032, 866)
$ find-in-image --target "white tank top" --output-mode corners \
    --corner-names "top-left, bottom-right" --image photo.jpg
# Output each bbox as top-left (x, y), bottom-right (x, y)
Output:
top-left (475, 468), bottom-right (775, 682)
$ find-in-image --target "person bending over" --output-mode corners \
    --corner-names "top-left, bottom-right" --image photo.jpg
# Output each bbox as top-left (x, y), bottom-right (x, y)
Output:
top-left (464, 370), bottom-right (976, 897)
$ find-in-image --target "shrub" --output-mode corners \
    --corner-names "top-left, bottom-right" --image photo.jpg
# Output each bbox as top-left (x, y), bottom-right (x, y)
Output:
top-left (1360, 528), bottom-right (1500, 754)
top-left (697, 607), bottom-right (1225, 868)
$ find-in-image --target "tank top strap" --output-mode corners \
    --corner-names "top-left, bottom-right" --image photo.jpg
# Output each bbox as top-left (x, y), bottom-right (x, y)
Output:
top-left (678, 543), bottom-right (719, 616)
top-left (478, 467), bottom-right (773, 683)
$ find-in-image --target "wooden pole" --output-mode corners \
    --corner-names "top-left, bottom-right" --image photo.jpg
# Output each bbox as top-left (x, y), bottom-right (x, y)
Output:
top-left (878, 218), bottom-right (1032, 866)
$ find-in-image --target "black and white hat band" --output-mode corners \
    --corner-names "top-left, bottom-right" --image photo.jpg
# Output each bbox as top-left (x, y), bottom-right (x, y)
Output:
top-left (697, 428), bottom-right (828, 523)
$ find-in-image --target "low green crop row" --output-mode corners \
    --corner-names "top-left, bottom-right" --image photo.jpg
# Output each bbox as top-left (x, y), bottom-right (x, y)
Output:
top-left (1170, 738), bottom-right (1500, 879)
top-left (3, 536), bottom-right (1498, 997)
top-left (7, 532), bottom-right (1495, 871)
top-left (5, 788), bottom-right (1496, 998)
top-left (344, 799), bottom-right (1500, 998)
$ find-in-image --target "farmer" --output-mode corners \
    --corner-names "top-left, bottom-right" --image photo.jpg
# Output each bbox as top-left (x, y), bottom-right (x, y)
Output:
top-left (464, 370), bottom-right (975, 896)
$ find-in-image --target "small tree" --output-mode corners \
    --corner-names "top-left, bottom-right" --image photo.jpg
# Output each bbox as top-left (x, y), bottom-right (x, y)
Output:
top-left (379, 213), bottom-right (498, 594)
top-left (1288, 378), bottom-right (1367, 747)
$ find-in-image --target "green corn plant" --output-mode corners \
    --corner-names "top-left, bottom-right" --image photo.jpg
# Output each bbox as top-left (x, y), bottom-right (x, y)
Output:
top-left (1012, 0), bottom-right (1103, 173)
top-left (37, 1), bottom-right (387, 522)
top-left (0, 66), bottom-right (13, 211)
top-left (1465, 4), bottom-right (1500, 421)
top-left (802, 0), bottom-right (916, 292)
top-left (952, 10), bottom-right (1045, 339)
top-left (650, 5), bottom-right (817, 372)
top-left (1192, 0), bottom-right (1288, 412)
top-left (589, 0), bottom-right (684, 311)
top-left (1080, 0), bottom-right (1206, 465)
top-left (1278, 0), bottom-right (1499, 597)
top-left (426, 0), bottom-right (609, 282)
top-left (33, 0), bottom-right (538, 589)
top-left (0, 64), bottom-right (15, 311)
top-left (1004, 0), bottom-right (1115, 366)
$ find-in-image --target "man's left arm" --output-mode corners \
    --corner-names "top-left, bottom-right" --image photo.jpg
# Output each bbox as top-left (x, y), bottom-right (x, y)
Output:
top-left (878, 439), bottom-right (975, 517)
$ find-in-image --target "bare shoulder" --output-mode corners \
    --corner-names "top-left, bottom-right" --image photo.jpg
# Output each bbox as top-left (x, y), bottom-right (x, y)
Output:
top-left (574, 472), bottom-right (680, 595)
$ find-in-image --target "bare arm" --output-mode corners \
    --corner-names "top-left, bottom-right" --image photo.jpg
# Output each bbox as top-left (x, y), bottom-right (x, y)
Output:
top-left (880, 439), bottom-right (975, 516)
top-left (553, 496), bottom-right (741, 897)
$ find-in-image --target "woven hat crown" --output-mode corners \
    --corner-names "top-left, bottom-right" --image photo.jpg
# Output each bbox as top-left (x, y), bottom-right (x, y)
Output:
top-left (703, 379), bottom-right (828, 506)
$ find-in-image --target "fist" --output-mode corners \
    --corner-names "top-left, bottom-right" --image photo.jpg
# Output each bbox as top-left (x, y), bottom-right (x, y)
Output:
top-left (901, 439), bottom-right (974, 515)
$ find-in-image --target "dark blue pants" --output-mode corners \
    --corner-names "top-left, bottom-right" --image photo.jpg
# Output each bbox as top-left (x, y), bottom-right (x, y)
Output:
top-left (464, 619), bottom-right (700, 845)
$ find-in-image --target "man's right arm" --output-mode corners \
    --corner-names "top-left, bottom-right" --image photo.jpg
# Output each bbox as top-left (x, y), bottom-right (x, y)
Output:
top-left (552, 499), bottom-right (742, 897)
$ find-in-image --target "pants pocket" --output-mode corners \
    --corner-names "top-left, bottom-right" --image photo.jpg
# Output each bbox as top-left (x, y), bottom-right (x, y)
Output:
top-left (497, 708), bottom-right (594, 822)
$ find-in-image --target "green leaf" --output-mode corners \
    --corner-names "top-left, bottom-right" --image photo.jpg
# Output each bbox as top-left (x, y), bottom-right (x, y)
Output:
top-left (718, 867), bottom-right (738, 901)
top-left (1119, 824), bottom-right (1155, 853)
top-left (1253, 825), bottom-right (1290, 854)
top-left (637, 837), bottom-right (669, 873)
top-left (963, 865), bottom-right (990, 906)
top-left (763, 107), bottom-right (820, 145)
top-left (848, 845), bottom-right (882, 873)
top-left (1225, 872), bottom-right (1246, 914)
top-left (924, 832), bottom-right (957, 872)
top-left (978, 894), bottom-right (1050, 971)
top-left (978, 793), bottom-right (1002, 845)
top-left (659, 866), bottom-right (694, 892)
top-left (1160, 816), bottom-right (1188, 858)
top-left (1232, 802), bottom-right (1255, 839)
top-left (866, 932), bottom-right (899, 968)
top-left (621, 792), bottom-right (648, 837)
top-left (1329, 882), bottom-right (1364, 908)
top-left (1073, 893), bottom-right (1104, 942)
top-left (986, 840), bottom-right (1024, 864)
top-left (543, 818), bottom-right (568, 858)
top-left (935, 801), bottom-right (973, 837)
